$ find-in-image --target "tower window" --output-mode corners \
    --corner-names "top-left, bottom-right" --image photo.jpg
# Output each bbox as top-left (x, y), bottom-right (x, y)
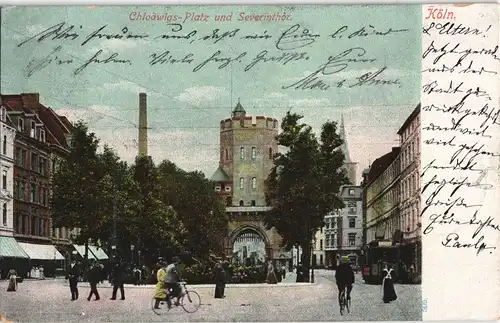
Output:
top-left (251, 147), bottom-right (256, 160)
top-left (251, 177), bottom-right (257, 189)
top-left (30, 121), bottom-right (36, 138)
top-left (240, 147), bottom-right (245, 160)
top-left (2, 135), bottom-right (6, 155)
top-left (225, 149), bottom-right (229, 160)
top-left (239, 200), bottom-right (244, 206)
top-left (269, 148), bottom-right (273, 159)
top-left (251, 200), bottom-right (256, 206)
top-left (239, 177), bottom-right (244, 189)
top-left (2, 203), bottom-right (6, 226)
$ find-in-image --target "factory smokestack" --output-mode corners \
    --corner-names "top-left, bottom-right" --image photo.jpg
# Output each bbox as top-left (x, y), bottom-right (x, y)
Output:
top-left (138, 93), bottom-right (148, 157)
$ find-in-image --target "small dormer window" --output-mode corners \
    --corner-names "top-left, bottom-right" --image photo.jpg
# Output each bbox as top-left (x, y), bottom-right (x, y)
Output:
top-left (39, 129), bottom-right (45, 142)
top-left (225, 186), bottom-right (231, 192)
top-left (215, 186), bottom-right (221, 192)
top-left (30, 121), bottom-right (36, 138)
top-left (18, 118), bottom-right (24, 131)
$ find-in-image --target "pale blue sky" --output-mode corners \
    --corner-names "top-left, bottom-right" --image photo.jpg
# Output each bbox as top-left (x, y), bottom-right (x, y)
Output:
top-left (1, 5), bottom-right (421, 183)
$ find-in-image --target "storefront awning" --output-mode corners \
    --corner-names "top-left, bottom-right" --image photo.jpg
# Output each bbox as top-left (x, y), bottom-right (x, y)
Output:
top-left (73, 245), bottom-right (97, 260)
top-left (88, 245), bottom-right (109, 260)
top-left (0, 236), bottom-right (29, 259)
top-left (18, 242), bottom-right (65, 260)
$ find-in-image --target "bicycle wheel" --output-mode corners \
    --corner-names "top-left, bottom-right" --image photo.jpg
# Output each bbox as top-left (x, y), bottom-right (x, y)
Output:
top-left (181, 290), bottom-right (201, 313)
top-left (151, 296), bottom-right (170, 315)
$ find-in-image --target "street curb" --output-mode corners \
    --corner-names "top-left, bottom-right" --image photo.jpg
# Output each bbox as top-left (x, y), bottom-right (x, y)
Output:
top-left (61, 281), bottom-right (318, 289)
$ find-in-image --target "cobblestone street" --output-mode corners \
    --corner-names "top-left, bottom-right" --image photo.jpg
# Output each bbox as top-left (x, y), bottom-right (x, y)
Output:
top-left (0, 270), bottom-right (421, 322)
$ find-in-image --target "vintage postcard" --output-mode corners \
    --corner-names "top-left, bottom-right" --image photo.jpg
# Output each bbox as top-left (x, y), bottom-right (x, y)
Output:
top-left (0, 3), bottom-right (498, 322)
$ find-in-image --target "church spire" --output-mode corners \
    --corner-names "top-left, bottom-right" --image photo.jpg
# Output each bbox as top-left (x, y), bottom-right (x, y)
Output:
top-left (339, 114), bottom-right (352, 163)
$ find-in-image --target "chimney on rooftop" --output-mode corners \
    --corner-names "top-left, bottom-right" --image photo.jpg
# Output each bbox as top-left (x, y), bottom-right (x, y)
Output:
top-left (21, 93), bottom-right (40, 109)
top-left (138, 93), bottom-right (148, 157)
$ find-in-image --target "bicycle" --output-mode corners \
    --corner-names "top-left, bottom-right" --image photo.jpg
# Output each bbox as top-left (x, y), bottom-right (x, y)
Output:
top-left (151, 281), bottom-right (201, 315)
top-left (339, 286), bottom-right (351, 315)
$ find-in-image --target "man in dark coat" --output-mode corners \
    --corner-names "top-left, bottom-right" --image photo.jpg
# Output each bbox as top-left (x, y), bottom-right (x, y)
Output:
top-left (87, 261), bottom-right (101, 301)
top-left (213, 260), bottom-right (226, 298)
top-left (110, 261), bottom-right (125, 300)
top-left (66, 260), bottom-right (80, 301)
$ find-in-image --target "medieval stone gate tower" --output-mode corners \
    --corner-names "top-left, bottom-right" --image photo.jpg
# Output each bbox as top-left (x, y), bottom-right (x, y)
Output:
top-left (211, 100), bottom-right (291, 263)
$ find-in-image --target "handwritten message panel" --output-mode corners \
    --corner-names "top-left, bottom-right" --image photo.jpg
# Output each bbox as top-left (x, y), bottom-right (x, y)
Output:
top-left (421, 4), bottom-right (500, 320)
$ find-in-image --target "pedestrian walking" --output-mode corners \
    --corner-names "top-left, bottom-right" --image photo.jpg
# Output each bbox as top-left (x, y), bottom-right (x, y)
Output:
top-left (87, 261), bottom-right (101, 301)
top-left (110, 261), bottom-right (125, 300)
top-left (66, 260), bottom-right (80, 301)
top-left (266, 260), bottom-right (278, 284)
top-left (213, 259), bottom-right (226, 298)
top-left (6, 269), bottom-right (17, 292)
top-left (382, 264), bottom-right (397, 303)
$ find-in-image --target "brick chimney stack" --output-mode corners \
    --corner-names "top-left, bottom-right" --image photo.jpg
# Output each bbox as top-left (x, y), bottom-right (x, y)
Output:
top-left (138, 93), bottom-right (148, 157)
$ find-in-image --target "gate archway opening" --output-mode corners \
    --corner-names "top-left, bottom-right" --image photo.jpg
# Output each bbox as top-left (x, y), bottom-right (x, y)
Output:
top-left (227, 226), bottom-right (271, 266)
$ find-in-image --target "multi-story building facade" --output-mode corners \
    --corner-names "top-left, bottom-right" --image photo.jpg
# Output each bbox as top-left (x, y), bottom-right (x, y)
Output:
top-left (364, 147), bottom-right (401, 244)
top-left (1, 93), bottom-right (67, 276)
top-left (397, 104), bottom-right (421, 274)
top-left (0, 97), bottom-right (29, 278)
top-left (323, 185), bottom-right (364, 268)
top-left (212, 100), bottom-right (291, 266)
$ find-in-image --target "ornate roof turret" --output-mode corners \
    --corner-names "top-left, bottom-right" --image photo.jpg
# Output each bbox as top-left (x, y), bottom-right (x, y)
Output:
top-left (232, 98), bottom-right (246, 118)
top-left (211, 166), bottom-right (231, 182)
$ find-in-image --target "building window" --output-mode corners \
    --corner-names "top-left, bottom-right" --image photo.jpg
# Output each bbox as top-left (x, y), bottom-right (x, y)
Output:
top-left (320, 239), bottom-right (323, 251)
top-left (0, 107), bottom-right (5, 121)
top-left (39, 158), bottom-right (46, 175)
top-left (30, 183), bottom-right (37, 203)
top-left (268, 148), bottom-right (273, 159)
top-left (2, 135), bottom-right (6, 155)
top-left (20, 181), bottom-right (26, 201)
top-left (320, 254), bottom-right (323, 265)
top-left (31, 216), bottom-right (36, 235)
top-left (251, 147), bottom-right (256, 160)
top-left (225, 149), bottom-right (229, 160)
top-left (30, 121), bottom-right (36, 138)
top-left (239, 200), bottom-right (244, 206)
top-left (349, 217), bottom-right (356, 228)
top-left (320, 227), bottom-right (323, 234)
top-left (225, 186), bottom-right (231, 192)
top-left (239, 177), bottom-right (244, 190)
top-left (348, 188), bottom-right (355, 196)
top-left (215, 186), bottom-right (221, 192)
top-left (347, 202), bottom-right (357, 215)
top-left (348, 233), bottom-right (356, 246)
top-left (2, 170), bottom-right (6, 190)
top-left (18, 118), bottom-right (24, 131)
top-left (251, 177), bottom-right (257, 189)
top-left (251, 200), bottom-right (256, 206)
top-left (240, 147), bottom-right (245, 160)
top-left (21, 150), bottom-right (27, 168)
top-left (39, 129), bottom-right (45, 142)
top-left (2, 203), bottom-right (6, 226)
top-left (31, 153), bottom-right (38, 171)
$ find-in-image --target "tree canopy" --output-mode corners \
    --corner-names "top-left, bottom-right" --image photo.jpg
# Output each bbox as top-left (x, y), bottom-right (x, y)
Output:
top-left (51, 121), bottom-right (228, 265)
top-left (264, 112), bottom-right (349, 281)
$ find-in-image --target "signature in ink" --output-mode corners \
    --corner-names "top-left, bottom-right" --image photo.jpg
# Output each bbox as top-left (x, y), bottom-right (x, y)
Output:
top-left (282, 47), bottom-right (375, 91)
top-left (442, 233), bottom-right (496, 255)
top-left (24, 46), bottom-right (74, 77)
top-left (348, 67), bottom-right (401, 88)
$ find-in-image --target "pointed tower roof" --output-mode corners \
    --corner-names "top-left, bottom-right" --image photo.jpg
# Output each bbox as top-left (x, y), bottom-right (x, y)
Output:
top-left (339, 114), bottom-right (352, 163)
top-left (232, 98), bottom-right (246, 117)
top-left (211, 166), bottom-right (231, 182)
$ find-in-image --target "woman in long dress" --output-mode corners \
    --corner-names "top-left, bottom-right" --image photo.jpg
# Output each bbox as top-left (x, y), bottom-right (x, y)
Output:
top-left (382, 264), bottom-right (397, 303)
top-left (7, 269), bottom-right (17, 292)
top-left (153, 261), bottom-right (167, 309)
top-left (266, 261), bottom-right (277, 284)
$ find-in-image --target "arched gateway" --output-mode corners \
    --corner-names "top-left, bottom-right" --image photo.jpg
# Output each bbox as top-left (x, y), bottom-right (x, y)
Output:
top-left (211, 100), bottom-right (292, 265)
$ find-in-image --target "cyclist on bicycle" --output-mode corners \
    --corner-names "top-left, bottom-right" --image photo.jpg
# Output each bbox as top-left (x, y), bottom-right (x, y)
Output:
top-left (335, 256), bottom-right (355, 301)
top-left (165, 256), bottom-right (182, 307)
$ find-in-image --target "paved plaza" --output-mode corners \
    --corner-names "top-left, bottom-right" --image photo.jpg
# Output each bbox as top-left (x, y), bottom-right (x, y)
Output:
top-left (0, 270), bottom-right (421, 322)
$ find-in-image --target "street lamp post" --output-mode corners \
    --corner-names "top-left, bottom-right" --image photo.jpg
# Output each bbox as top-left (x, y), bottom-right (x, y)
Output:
top-left (311, 239), bottom-right (315, 283)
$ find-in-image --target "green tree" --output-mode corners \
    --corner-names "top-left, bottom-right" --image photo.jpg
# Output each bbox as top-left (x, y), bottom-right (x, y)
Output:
top-left (51, 121), bottom-right (107, 266)
top-left (156, 160), bottom-right (229, 260)
top-left (264, 112), bottom-right (348, 282)
top-left (130, 156), bottom-right (187, 265)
